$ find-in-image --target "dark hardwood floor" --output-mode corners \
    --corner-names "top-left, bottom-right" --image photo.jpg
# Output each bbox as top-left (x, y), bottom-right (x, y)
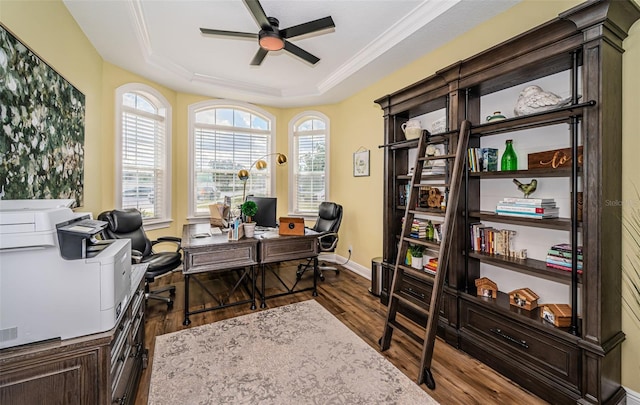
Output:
top-left (135, 262), bottom-right (548, 404)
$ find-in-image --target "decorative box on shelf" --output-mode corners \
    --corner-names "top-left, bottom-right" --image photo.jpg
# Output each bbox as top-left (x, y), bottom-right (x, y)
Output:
top-left (475, 277), bottom-right (498, 299)
top-left (541, 303), bottom-right (572, 327)
top-left (509, 288), bottom-right (539, 311)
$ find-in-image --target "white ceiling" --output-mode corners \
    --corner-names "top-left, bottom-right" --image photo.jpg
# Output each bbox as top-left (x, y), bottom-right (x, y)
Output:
top-left (64, 0), bottom-right (521, 108)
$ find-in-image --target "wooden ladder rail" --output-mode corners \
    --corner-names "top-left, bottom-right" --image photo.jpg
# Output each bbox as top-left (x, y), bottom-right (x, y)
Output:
top-left (379, 120), bottom-right (471, 389)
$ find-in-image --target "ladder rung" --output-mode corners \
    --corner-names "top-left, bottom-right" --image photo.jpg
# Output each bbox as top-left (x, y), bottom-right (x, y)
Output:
top-left (409, 208), bottom-right (445, 216)
top-left (402, 237), bottom-right (440, 250)
top-left (420, 154), bottom-right (456, 161)
top-left (396, 264), bottom-right (437, 283)
top-left (413, 183), bottom-right (449, 188)
top-left (392, 290), bottom-right (430, 315)
top-left (388, 319), bottom-right (425, 346)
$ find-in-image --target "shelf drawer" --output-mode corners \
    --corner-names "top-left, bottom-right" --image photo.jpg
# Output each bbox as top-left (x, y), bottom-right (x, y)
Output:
top-left (459, 300), bottom-right (579, 386)
top-left (400, 275), bottom-right (448, 319)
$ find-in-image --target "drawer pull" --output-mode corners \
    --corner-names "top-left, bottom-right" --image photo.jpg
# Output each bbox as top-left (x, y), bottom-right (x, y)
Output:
top-left (490, 327), bottom-right (529, 349)
top-left (406, 287), bottom-right (425, 300)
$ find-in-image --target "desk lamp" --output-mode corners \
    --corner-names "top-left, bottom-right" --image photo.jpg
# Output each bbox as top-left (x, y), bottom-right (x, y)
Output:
top-left (237, 152), bottom-right (287, 202)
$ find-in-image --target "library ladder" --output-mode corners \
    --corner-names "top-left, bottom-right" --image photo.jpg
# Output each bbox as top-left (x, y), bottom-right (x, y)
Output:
top-left (380, 120), bottom-right (471, 389)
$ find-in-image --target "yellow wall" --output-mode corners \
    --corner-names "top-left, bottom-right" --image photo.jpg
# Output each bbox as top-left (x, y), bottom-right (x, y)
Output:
top-left (2, 0), bottom-right (639, 393)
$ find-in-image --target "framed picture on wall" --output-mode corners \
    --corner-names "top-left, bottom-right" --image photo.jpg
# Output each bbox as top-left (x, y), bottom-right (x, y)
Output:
top-left (0, 23), bottom-right (86, 206)
top-left (353, 148), bottom-right (370, 177)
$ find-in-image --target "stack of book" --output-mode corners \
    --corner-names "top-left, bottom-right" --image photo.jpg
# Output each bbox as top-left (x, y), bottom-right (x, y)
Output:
top-left (496, 197), bottom-right (559, 219)
top-left (468, 148), bottom-right (498, 172)
top-left (424, 257), bottom-right (438, 274)
top-left (410, 219), bottom-right (427, 239)
top-left (546, 244), bottom-right (583, 274)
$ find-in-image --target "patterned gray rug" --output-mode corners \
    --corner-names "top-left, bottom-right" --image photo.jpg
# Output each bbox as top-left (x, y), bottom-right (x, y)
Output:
top-left (148, 299), bottom-right (438, 404)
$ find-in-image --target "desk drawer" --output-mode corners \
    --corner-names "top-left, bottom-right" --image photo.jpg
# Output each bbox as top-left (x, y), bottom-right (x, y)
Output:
top-left (185, 244), bottom-right (258, 273)
top-left (260, 237), bottom-right (318, 264)
top-left (459, 300), bottom-right (579, 386)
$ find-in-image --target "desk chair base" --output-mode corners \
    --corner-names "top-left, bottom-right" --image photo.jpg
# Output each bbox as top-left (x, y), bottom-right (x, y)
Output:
top-left (297, 259), bottom-right (339, 281)
top-left (146, 283), bottom-right (176, 309)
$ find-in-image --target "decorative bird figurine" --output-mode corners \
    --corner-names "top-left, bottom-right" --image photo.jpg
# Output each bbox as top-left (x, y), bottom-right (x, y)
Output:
top-left (513, 179), bottom-right (537, 198)
top-left (513, 85), bottom-right (572, 116)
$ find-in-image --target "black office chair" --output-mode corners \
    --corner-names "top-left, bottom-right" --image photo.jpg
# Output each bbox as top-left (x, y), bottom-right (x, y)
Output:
top-left (296, 201), bottom-right (343, 281)
top-left (98, 209), bottom-right (181, 309)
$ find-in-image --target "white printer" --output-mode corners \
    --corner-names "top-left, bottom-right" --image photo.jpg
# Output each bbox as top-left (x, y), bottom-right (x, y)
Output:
top-left (0, 199), bottom-right (132, 349)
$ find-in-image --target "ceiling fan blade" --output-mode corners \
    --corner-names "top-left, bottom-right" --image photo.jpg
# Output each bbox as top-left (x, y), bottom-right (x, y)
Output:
top-left (283, 41), bottom-right (320, 65)
top-left (200, 28), bottom-right (258, 39)
top-left (250, 48), bottom-right (269, 66)
top-left (280, 16), bottom-right (335, 39)
top-left (243, 0), bottom-right (271, 30)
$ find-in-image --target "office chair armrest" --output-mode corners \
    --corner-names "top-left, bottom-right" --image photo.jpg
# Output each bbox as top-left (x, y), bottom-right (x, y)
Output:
top-left (317, 232), bottom-right (339, 252)
top-left (152, 237), bottom-right (182, 253)
top-left (131, 249), bottom-right (143, 264)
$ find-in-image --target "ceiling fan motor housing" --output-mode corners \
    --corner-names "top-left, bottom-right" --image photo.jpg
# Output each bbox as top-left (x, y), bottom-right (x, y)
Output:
top-left (259, 17), bottom-right (284, 51)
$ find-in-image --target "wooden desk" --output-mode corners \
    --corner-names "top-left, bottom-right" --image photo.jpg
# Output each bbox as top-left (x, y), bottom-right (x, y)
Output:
top-left (257, 229), bottom-right (319, 308)
top-left (181, 223), bottom-right (259, 326)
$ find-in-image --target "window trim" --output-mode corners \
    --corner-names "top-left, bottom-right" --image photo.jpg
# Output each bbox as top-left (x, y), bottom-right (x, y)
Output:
top-left (288, 111), bottom-right (330, 217)
top-left (114, 83), bottom-right (173, 229)
top-left (187, 99), bottom-right (276, 220)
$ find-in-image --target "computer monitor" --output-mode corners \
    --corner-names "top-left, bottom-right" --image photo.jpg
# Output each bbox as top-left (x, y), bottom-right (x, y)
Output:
top-left (246, 196), bottom-right (277, 228)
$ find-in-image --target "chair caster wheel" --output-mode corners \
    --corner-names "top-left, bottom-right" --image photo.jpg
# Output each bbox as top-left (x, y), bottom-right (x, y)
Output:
top-left (170, 288), bottom-right (176, 297)
top-left (167, 301), bottom-right (174, 310)
top-left (296, 273), bottom-right (302, 280)
top-left (320, 275), bottom-right (325, 281)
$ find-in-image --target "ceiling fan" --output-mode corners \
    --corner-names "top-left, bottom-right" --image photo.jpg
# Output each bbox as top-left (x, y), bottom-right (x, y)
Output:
top-left (200, 0), bottom-right (335, 66)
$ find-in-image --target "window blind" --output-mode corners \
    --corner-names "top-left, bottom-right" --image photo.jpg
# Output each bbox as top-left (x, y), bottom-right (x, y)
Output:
top-left (294, 131), bottom-right (326, 213)
top-left (121, 105), bottom-right (166, 219)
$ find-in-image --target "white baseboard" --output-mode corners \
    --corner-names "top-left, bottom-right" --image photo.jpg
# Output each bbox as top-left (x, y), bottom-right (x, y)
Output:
top-left (627, 387), bottom-right (640, 405)
top-left (321, 254), bottom-right (370, 280)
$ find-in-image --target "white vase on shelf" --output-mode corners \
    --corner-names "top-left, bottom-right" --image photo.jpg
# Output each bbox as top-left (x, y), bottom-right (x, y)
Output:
top-left (411, 256), bottom-right (423, 270)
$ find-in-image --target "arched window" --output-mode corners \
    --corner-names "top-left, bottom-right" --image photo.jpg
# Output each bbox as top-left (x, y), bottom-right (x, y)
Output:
top-left (115, 84), bottom-right (172, 228)
top-left (289, 112), bottom-right (329, 216)
top-left (188, 100), bottom-right (276, 218)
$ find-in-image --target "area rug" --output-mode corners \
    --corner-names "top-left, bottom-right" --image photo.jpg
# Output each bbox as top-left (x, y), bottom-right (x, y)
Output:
top-left (148, 299), bottom-right (438, 404)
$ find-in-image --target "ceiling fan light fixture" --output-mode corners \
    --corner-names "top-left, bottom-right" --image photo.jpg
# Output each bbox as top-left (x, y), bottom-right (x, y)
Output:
top-left (259, 31), bottom-right (284, 51)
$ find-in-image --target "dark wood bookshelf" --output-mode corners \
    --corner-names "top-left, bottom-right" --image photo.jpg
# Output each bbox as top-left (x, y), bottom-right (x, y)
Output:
top-left (467, 251), bottom-right (581, 284)
top-left (375, 2), bottom-right (635, 402)
top-left (468, 211), bottom-right (576, 231)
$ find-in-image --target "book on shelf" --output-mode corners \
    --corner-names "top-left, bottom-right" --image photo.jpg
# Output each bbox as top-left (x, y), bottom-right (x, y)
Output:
top-left (500, 197), bottom-right (556, 205)
top-left (548, 249), bottom-right (583, 260)
top-left (546, 256), bottom-right (583, 269)
top-left (550, 243), bottom-right (583, 254)
top-left (546, 262), bottom-right (583, 274)
top-left (424, 257), bottom-right (438, 273)
top-left (496, 204), bottom-right (559, 214)
top-left (496, 210), bottom-right (559, 219)
top-left (467, 148), bottom-right (498, 173)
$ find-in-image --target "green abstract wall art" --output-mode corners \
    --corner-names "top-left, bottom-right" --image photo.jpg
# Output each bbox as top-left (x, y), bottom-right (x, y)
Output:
top-left (0, 24), bottom-right (85, 206)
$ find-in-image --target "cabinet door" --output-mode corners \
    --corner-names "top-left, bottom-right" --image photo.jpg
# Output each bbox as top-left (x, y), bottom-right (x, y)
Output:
top-left (0, 350), bottom-right (99, 405)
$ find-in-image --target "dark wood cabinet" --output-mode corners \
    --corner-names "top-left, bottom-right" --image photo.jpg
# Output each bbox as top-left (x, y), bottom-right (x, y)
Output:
top-left (375, 1), bottom-right (639, 403)
top-left (0, 277), bottom-right (146, 405)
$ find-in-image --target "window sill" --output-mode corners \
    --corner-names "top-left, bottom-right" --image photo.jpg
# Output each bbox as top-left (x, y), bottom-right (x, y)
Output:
top-left (143, 218), bottom-right (173, 230)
